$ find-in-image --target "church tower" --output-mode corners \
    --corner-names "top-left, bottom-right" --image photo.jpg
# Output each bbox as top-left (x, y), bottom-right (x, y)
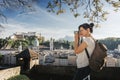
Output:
top-left (50, 38), bottom-right (54, 51)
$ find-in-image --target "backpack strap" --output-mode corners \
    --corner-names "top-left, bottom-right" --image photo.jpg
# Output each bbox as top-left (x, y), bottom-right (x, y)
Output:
top-left (85, 37), bottom-right (96, 59)
top-left (85, 48), bottom-right (90, 59)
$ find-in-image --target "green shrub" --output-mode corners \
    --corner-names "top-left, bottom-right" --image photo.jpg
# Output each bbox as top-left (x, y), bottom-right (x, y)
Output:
top-left (7, 75), bottom-right (30, 80)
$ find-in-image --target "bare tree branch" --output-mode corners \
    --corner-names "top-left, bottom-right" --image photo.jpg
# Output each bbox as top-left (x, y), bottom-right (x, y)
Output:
top-left (47, 0), bottom-right (120, 27)
top-left (0, 0), bottom-right (37, 28)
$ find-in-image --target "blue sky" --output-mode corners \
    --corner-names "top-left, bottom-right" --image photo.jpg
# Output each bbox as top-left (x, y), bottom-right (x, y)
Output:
top-left (1, 0), bottom-right (120, 41)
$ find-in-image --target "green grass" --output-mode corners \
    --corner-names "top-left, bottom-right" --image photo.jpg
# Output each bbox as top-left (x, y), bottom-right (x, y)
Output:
top-left (7, 75), bottom-right (30, 80)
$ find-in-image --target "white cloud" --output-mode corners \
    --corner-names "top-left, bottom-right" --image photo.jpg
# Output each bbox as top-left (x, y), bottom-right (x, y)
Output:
top-left (1, 4), bottom-right (120, 40)
top-left (93, 10), bottom-right (120, 39)
top-left (16, 5), bottom-right (72, 25)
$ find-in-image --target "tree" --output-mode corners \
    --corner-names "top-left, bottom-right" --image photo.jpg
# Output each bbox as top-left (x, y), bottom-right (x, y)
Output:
top-left (25, 36), bottom-right (36, 46)
top-left (47, 0), bottom-right (120, 26)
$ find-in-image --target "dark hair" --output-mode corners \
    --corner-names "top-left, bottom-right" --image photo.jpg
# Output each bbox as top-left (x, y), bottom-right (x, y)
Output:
top-left (78, 23), bottom-right (94, 33)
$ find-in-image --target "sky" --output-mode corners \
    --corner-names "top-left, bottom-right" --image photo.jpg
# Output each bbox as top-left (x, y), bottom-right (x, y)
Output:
top-left (0, 0), bottom-right (120, 41)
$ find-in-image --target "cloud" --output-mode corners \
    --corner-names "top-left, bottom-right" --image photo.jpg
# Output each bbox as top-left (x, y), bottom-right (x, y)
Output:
top-left (1, 2), bottom-right (120, 40)
top-left (1, 19), bottom-right (73, 40)
top-left (15, 5), bottom-right (72, 26)
top-left (93, 10), bottom-right (120, 39)
top-left (1, 5), bottom-right (76, 40)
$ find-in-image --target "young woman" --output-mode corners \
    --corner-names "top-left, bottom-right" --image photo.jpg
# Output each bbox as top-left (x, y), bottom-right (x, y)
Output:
top-left (73, 23), bottom-right (95, 80)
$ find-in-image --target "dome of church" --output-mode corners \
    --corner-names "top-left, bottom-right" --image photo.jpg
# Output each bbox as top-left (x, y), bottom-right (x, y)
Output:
top-left (33, 38), bottom-right (39, 47)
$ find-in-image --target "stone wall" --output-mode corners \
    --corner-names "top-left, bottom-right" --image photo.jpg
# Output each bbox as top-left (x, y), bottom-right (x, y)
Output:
top-left (0, 66), bottom-right (20, 80)
top-left (30, 65), bottom-right (76, 76)
top-left (29, 65), bottom-right (120, 80)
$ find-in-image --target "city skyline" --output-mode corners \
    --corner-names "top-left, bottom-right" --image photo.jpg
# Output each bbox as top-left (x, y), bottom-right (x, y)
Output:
top-left (0, 0), bottom-right (120, 40)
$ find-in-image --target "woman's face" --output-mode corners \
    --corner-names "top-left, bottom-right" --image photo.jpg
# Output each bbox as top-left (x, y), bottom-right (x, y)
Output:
top-left (79, 27), bottom-right (89, 37)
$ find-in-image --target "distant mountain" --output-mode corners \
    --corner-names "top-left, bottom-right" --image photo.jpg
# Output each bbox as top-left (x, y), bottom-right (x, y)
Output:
top-left (59, 35), bottom-right (74, 41)
top-left (99, 37), bottom-right (120, 50)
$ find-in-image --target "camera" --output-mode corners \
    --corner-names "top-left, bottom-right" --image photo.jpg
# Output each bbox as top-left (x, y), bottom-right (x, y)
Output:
top-left (74, 31), bottom-right (79, 34)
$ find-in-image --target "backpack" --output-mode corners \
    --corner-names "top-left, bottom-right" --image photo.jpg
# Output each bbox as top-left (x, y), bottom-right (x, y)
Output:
top-left (85, 40), bottom-right (107, 72)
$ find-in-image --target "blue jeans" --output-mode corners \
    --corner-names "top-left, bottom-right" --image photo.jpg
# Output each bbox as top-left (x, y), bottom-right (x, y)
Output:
top-left (72, 66), bottom-right (91, 80)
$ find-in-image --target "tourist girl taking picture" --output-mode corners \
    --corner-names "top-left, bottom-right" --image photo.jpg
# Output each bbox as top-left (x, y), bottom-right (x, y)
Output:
top-left (73, 23), bottom-right (95, 80)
